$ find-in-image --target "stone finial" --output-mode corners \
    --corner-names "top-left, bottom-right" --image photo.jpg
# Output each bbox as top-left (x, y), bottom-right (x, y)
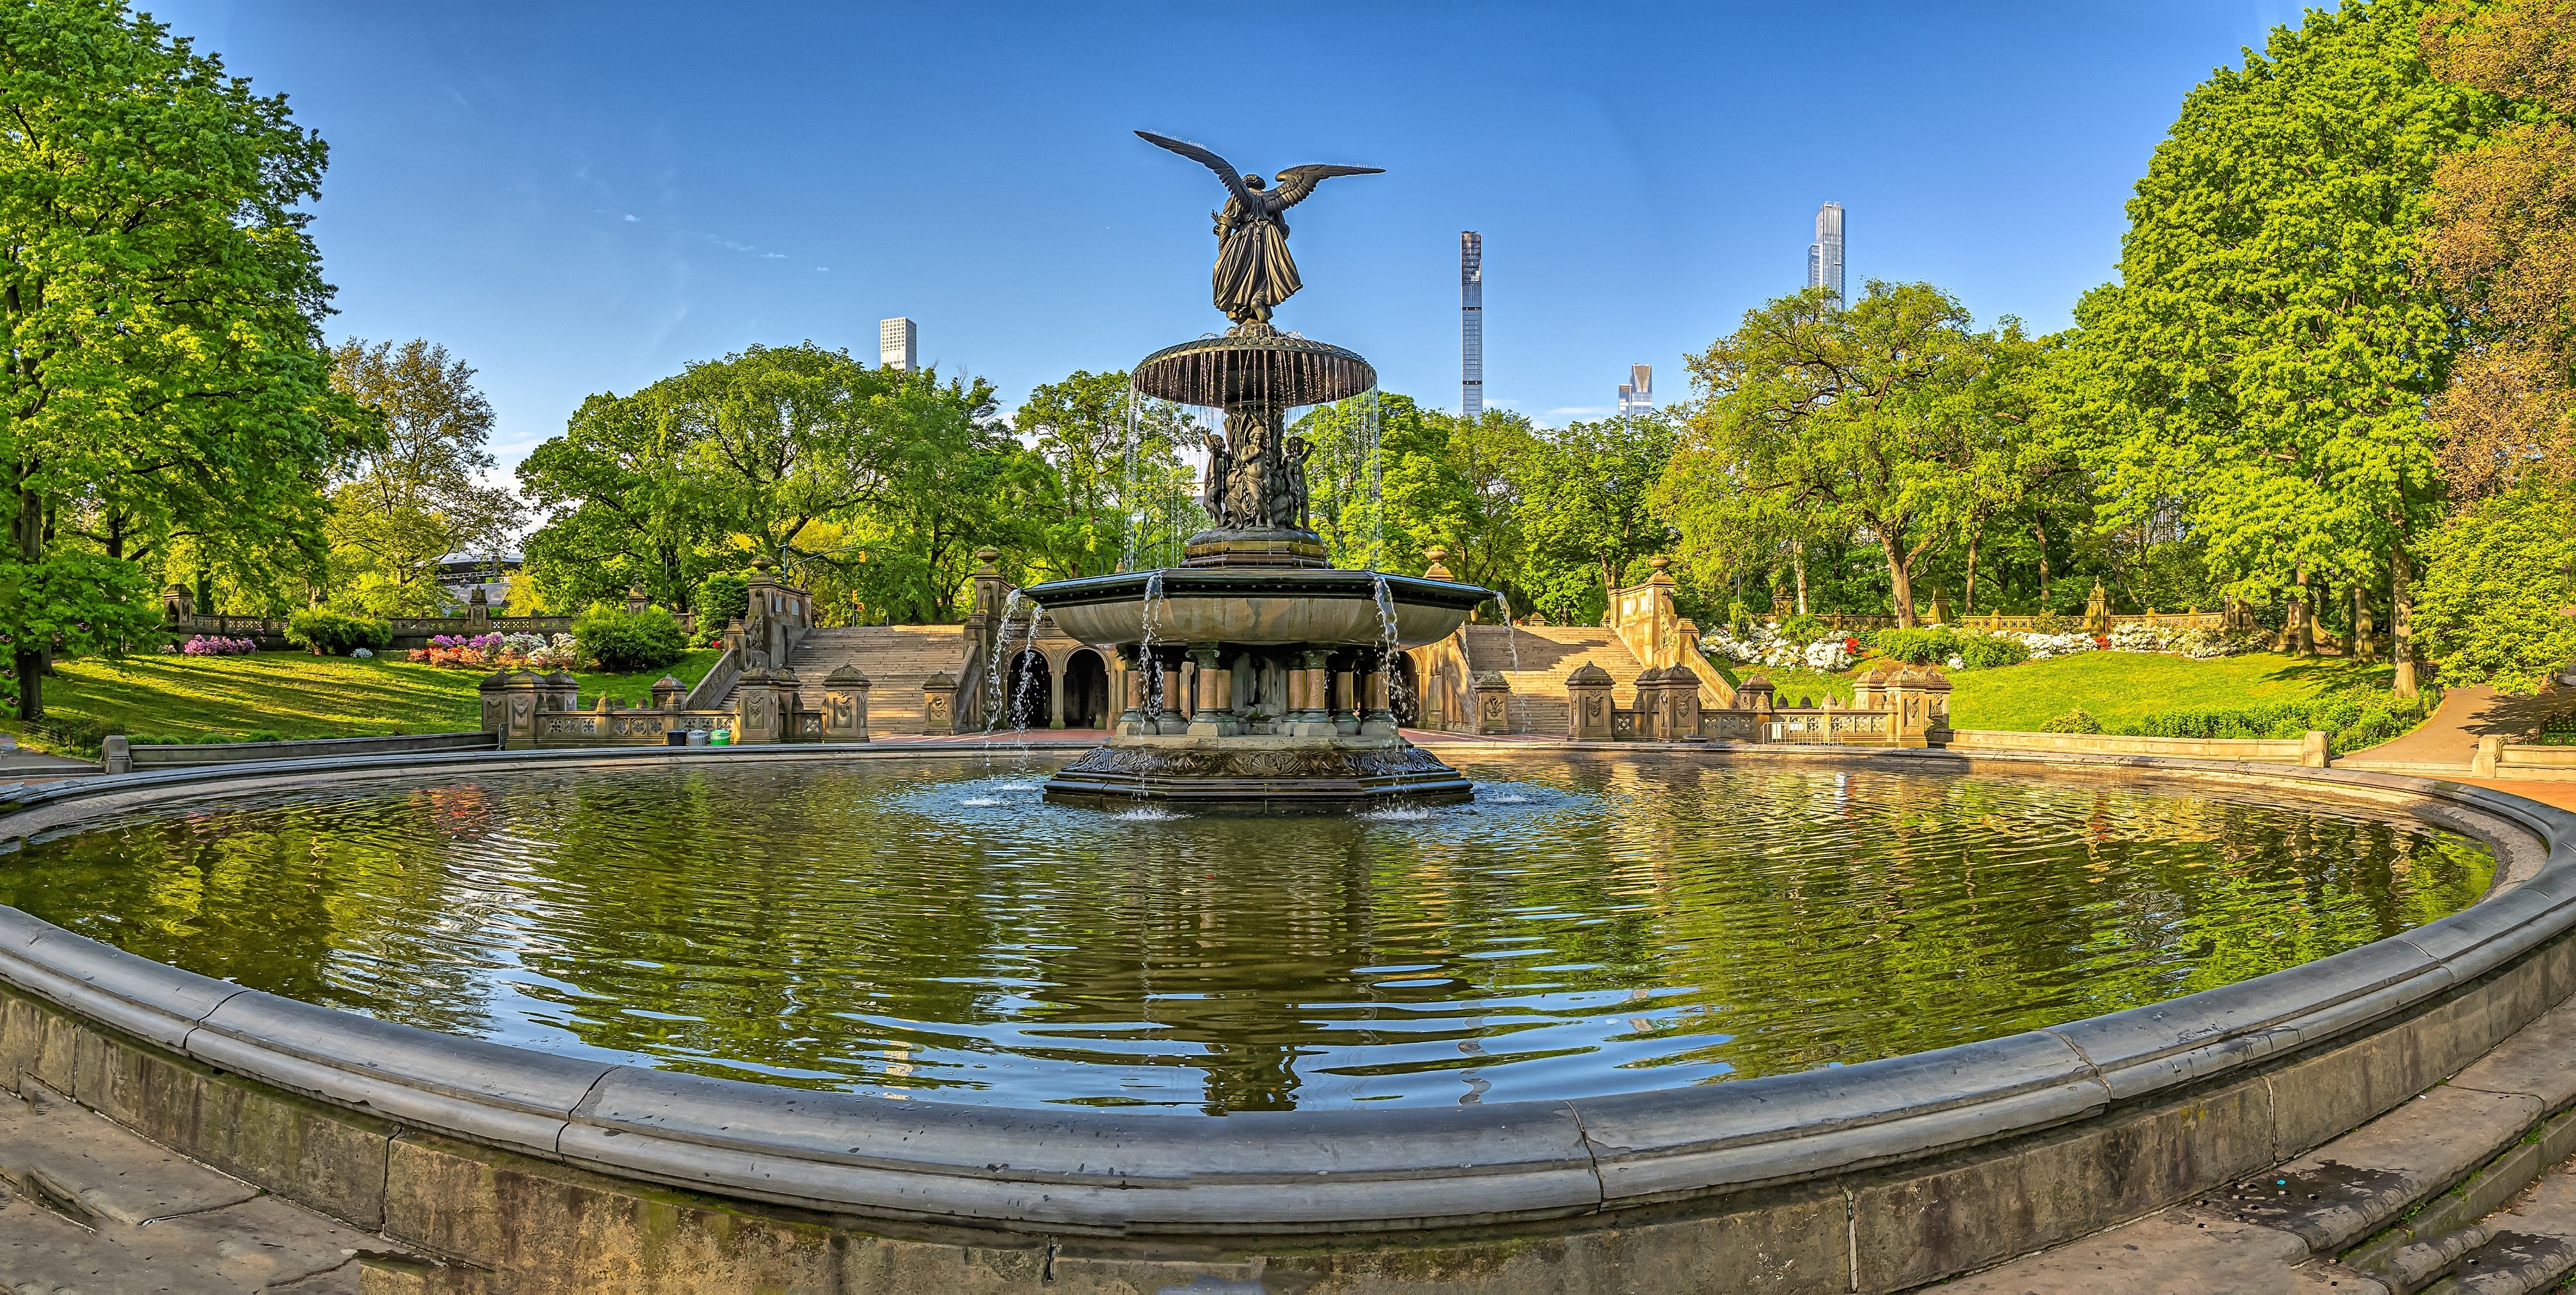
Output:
top-left (1424, 546), bottom-right (1453, 580)
top-left (825, 664), bottom-right (871, 687)
top-left (468, 586), bottom-right (488, 605)
top-left (625, 586), bottom-right (649, 613)
top-left (923, 671), bottom-right (955, 689)
top-left (1566, 662), bottom-right (1614, 686)
top-left (1647, 556), bottom-right (1674, 585)
top-left (1472, 670), bottom-right (1509, 689)
top-left (974, 547), bottom-right (1001, 574)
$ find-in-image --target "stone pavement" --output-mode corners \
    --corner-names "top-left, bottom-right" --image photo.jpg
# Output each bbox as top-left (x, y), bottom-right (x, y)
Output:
top-left (0, 1076), bottom-right (403, 1293)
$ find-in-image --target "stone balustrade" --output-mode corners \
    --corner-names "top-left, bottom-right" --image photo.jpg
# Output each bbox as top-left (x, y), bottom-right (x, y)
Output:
top-left (1543, 658), bottom-right (1953, 747)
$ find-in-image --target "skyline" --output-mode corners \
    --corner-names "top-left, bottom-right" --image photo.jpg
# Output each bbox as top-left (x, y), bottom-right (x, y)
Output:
top-left (140, 1), bottom-right (2311, 480)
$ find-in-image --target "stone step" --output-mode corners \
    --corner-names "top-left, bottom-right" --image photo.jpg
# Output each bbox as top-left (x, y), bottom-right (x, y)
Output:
top-left (1458, 624), bottom-right (1644, 733)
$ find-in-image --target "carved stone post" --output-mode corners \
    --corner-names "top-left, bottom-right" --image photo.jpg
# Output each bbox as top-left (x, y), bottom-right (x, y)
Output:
top-left (651, 674), bottom-right (686, 711)
top-left (1291, 648), bottom-right (1336, 737)
top-left (1668, 666), bottom-right (1703, 739)
top-left (1735, 676), bottom-right (1776, 741)
top-left (1360, 666), bottom-right (1397, 737)
top-left (733, 668), bottom-right (783, 744)
top-left (625, 586), bottom-right (649, 614)
top-left (1566, 662), bottom-right (1615, 741)
top-left (823, 665), bottom-right (871, 741)
top-left (1115, 645), bottom-right (1148, 736)
top-left (162, 584), bottom-right (194, 625)
top-left (1046, 653), bottom-right (1068, 731)
top-left (466, 586), bottom-right (492, 633)
top-left (478, 671), bottom-right (512, 734)
top-left (541, 670), bottom-right (580, 715)
top-left (922, 672), bottom-right (957, 735)
top-left (1332, 657), bottom-right (1360, 736)
top-left (2084, 580), bottom-right (2108, 636)
top-left (1474, 670), bottom-right (1512, 735)
top-left (500, 671), bottom-right (543, 747)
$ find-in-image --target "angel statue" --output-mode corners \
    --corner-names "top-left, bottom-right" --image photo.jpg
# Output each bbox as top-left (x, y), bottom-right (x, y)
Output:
top-left (1136, 132), bottom-right (1383, 333)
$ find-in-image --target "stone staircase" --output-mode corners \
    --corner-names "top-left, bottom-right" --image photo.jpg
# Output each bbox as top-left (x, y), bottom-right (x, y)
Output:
top-left (777, 625), bottom-right (969, 736)
top-left (1460, 625), bottom-right (1644, 735)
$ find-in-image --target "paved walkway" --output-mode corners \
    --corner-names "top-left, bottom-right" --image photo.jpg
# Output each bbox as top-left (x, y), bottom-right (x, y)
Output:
top-left (0, 1076), bottom-right (406, 1292)
top-left (2347, 685), bottom-right (2563, 766)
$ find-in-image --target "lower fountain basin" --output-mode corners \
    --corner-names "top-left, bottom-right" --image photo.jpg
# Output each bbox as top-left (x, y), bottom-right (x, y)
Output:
top-left (1044, 733), bottom-right (1472, 810)
top-left (1028, 568), bottom-right (1489, 650)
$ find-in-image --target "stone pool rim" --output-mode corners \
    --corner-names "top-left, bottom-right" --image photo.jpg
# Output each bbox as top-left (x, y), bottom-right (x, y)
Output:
top-left (0, 742), bottom-right (2565, 1257)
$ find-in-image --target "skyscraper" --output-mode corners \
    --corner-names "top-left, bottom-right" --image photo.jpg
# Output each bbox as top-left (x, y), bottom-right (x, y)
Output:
top-left (1617, 364), bottom-right (1652, 417)
top-left (1460, 231), bottom-right (1483, 419)
top-left (1807, 203), bottom-right (1845, 302)
top-left (879, 317), bottom-right (916, 371)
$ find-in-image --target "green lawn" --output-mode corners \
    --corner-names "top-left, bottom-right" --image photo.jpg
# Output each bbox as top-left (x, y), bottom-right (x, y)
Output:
top-left (1715, 650), bottom-right (2394, 732)
top-left (22, 649), bottom-right (724, 747)
top-left (1946, 652), bottom-right (2391, 731)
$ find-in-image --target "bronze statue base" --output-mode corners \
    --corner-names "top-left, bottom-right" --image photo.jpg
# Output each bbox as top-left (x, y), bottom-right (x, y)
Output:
top-left (1181, 526), bottom-right (1330, 569)
top-left (1042, 734), bottom-right (1471, 812)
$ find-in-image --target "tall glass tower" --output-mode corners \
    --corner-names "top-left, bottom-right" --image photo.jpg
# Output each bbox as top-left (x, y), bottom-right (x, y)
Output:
top-left (1460, 231), bottom-right (1483, 419)
top-left (1807, 203), bottom-right (1845, 302)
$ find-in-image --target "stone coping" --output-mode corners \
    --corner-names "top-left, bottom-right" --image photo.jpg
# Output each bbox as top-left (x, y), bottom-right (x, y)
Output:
top-left (0, 743), bottom-right (2567, 1244)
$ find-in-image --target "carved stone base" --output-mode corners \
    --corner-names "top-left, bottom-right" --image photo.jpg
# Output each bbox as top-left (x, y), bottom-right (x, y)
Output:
top-left (1044, 734), bottom-right (1471, 811)
top-left (1181, 526), bottom-right (1331, 569)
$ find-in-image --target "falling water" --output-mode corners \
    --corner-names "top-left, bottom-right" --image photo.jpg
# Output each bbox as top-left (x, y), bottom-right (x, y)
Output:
top-left (1493, 591), bottom-right (1529, 736)
top-left (1363, 388), bottom-right (1383, 570)
top-left (982, 589), bottom-right (1030, 738)
top-left (1116, 379), bottom-right (1143, 574)
top-left (1369, 571), bottom-right (1411, 725)
top-left (1138, 570), bottom-right (1167, 728)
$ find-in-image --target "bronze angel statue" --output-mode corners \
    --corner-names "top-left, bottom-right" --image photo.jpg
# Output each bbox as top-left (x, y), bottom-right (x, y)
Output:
top-left (1137, 132), bottom-right (1382, 333)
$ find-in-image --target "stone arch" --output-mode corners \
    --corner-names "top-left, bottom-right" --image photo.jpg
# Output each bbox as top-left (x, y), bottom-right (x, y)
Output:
top-left (1063, 648), bottom-right (1111, 729)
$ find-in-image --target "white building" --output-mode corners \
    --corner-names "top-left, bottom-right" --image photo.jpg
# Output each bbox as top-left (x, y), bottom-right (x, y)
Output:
top-left (879, 317), bottom-right (916, 371)
top-left (1617, 364), bottom-right (1653, 417)
top-left (1808, 202), bottom-right (1845, 303)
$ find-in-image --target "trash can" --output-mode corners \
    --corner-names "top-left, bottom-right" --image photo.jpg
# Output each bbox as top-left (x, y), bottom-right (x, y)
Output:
top-left (665, 731), bottom-right (689, 747)
top-left (686, 729), bottom-right (709, 747)
top-left (709, 729), bottom-right (732, 747)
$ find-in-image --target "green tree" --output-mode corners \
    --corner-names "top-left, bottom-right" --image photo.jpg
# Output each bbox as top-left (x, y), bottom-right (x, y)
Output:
top-left (2414, 477), bottom-right (2576, 692)
top-left (1296, 396), bottom-right (1534, 598)
top-left (1664, 284), bottom-right (1996, 627)
top-left (519, 384), bottom-right (722, 611)
top-left (1521, 413), bottom-right (1682, 624)
top-left (1012, 370), bottom-right (1203, 579)
top-left (0, 1), bottom-right (348, 716)
top-left (2059, 0), bottom-right (2503, 691)
top-left (324, 339), bottom-right (523, 616)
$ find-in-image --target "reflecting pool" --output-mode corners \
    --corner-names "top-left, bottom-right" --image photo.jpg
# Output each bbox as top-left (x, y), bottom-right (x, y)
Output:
top-left (0, 754), bottom-right (2493, 1113)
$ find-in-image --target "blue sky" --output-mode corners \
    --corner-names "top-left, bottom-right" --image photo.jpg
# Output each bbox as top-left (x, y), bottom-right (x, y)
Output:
top-left (148, 1), bottom-right (2308, 477)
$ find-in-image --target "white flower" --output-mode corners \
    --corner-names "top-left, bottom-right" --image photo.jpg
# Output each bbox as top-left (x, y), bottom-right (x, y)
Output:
top-left (1803, 640), bottom-right (1850, 671)
top-left (1946, 654), bottom-right (1965, 670)
top-left (351, 648), bottom-right (374, 659)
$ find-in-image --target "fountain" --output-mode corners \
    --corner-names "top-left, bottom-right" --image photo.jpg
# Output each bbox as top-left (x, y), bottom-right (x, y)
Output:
top-left (1032, 132), bottom-right (1490, 809)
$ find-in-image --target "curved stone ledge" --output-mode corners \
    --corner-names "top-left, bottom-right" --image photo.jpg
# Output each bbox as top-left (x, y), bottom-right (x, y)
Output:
top-left (0, 743), bottom-right (2569, 1290)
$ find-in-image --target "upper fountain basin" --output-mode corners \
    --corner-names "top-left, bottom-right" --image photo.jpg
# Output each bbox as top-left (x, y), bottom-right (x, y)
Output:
top-left (1028, 569), bottom-right (1490, 650)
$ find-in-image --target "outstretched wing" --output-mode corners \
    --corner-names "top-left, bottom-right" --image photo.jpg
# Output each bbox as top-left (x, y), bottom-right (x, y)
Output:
top-left (1273, 164), bottom-right (1385, 209)
top-left (1136, 131), bottom-right (1255, 211)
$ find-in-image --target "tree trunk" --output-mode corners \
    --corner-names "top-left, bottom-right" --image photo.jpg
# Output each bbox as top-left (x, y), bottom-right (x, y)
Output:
top-left (2392, 546), bottom-right (2416, 698)
top-left (1792, 539), bottom-right (1809, 615)
top-left (2033, 511), bottom-right (2051, 610)
top-left (1963, 527), bottom-right (1980, 613)
top-left (1882, 533), bottom-right (1917, 628)
top-left (11, 482), bottom-right (40, 720)
top-left (2293, 564), bottom-right (2315, 656)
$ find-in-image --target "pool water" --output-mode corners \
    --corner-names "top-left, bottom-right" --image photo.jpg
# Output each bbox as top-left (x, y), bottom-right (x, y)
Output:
top-left (0, 754), bottom-right (2493, 1113)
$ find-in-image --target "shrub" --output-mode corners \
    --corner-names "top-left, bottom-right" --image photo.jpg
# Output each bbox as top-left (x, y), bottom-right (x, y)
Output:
top-left (239, 729), bottom-right (286, 743)
top-left (2042, 707), bottom-right (2103, 733)
top-left (1955, 633), bottom-right (2031, 670)
top-left (696, 572), bottom-right (751, 625)
top-left (572, 603), bottom-right (688, 673)
top-left (180, 635), bottom-right (257, 656)
top-left (286, 608), bottom-right (391, 656)
top-left (2117, 689), bottom-right (2440, 755)
top-left (28, 714), bottom-right (113, 755)
top-left (1873, 627), bottom-right (1960, 665)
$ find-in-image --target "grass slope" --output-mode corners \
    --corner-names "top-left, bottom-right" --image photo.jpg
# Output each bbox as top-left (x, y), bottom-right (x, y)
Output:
top-left (25, 650), bottom-right (724, 745)
top-left (1945, 652), bottom-right (2390, 732)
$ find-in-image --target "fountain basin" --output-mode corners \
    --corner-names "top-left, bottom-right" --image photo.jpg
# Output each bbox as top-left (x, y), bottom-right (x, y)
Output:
top-left (1029, 568), bottom-right (1488, 650)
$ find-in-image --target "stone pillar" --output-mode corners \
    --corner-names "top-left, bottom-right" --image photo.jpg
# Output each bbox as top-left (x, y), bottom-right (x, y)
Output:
top-left (1929, 590), bottom-right (1954, 625)
top-left (478, 671), bottom-right (512, 733)
top-left (500, 671), bottom-right (543, 747)
top-left (1046, 654), bottom-right (1067, 731)
top-left (1185, 645), bottom-right (1238, 737)
top-left (731, 669), bottom-right (782, 744)
top-left (1474, 670), bottom-right (1512, 735)
top-left (541, 670), bottom-right (580, 715)
top-left (102, 735), bottom-right (131, 776)
top-left (1290, 648), bottom-right (1336, 738)
top-left (971, 547), bottom-right (1006, 622)
top-left (1668, 667), bottom-right (1703, 740)
top-left (1115, 645), bottom-right (1148, 735)
top-left (1566, 662), bottom-right (1615, 741)
top-left (1332, 659), bottom-right (1360, 736)
top-left (2302, 729), bottom-right (2330, 769)
top-left (625, 586), bottom-right (649, 615)
top-left (1360, 667), bottom-right (1397, 737)
top-left (823, 665), bottom-right (871, 741)
top-left (161, 584), bottom-right (194, 625)
top-left (466, 586), bottom-right (492, 633)
top-left (922, 672), bottom-right (957, 735)
top-left (2084, 580), bottom-right (2108, 636)
top-left (651, 674), bottom-right (686, 711)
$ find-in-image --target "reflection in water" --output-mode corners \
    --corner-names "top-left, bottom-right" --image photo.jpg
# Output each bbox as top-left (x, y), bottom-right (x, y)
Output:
top-left (0, 756), bottom-right (2493, 1114)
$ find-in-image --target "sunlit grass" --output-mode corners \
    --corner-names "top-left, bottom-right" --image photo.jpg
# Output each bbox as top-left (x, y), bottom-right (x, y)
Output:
top-left (1714, 651), bottom-right (2392, 731)
top-left (19, 649), bottom-right (724, 746)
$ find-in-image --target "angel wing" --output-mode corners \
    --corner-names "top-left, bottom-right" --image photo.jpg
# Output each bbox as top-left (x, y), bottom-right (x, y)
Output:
top-left (1136, 131), bottom-right (1255, 211)
top-left (1272, 163), bottom-right (1385, 209)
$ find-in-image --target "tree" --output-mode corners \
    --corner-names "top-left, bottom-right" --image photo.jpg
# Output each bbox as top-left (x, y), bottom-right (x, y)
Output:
top-left (325, 339), bottom-right (523, 615)
top-left (2414, 477), bottom-right (2576, 692)
top-left (1523, 413), bottom-right (1681, 624)
top-left (0, 1), bottom-right (348, 716)
top-left (1012, 370), bottom-right (1203, 580)
top-left (519, 385), bottom-right (722, 611)
top-left (1664, 284), bottom-right (1996, 627)
top-left (2419, 0), bottom-right (2576, 500)
top-left (2059, 0), bottom-right (2503, 691)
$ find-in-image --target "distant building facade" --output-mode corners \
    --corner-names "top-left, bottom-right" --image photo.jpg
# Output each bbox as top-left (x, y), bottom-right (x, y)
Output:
top-left (435, 551), bottom-right (520, 610)
top-left (1617, 364), bottom-right (1652, 417)
top-left (1460, 231), bottom-right (1483, 419)
top-left (1807, 202), bottom-right (1845, 302)
top-left (879, 317), bottom-right (917, 371)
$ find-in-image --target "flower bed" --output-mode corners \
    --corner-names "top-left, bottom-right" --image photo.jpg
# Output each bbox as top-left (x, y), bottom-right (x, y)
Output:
top-left (406, 632), bottom-right (582, 672)
top-left (170, 635), bottom-right (258, 656)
